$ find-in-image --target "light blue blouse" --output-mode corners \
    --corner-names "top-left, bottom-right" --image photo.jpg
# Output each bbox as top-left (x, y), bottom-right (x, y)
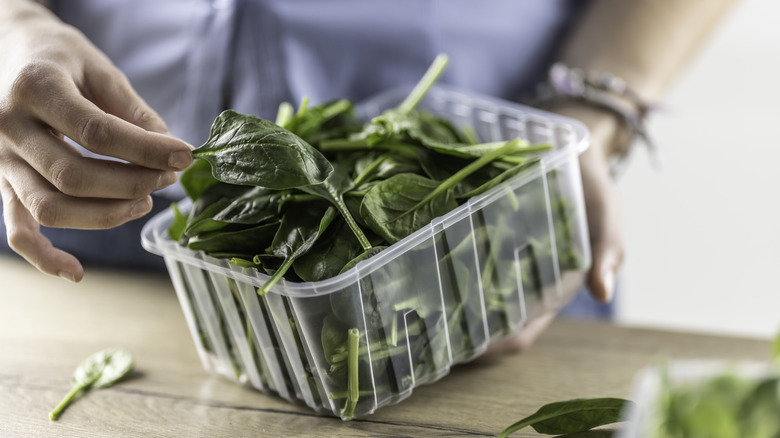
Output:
top-left (55, 0), bottom-right (584, 149)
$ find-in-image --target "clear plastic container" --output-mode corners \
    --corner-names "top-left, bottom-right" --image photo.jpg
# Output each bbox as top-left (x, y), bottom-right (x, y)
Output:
top-left (141, 86), bottom-right (592, 419)
top-left (618, 361), bottom-right (778, 437)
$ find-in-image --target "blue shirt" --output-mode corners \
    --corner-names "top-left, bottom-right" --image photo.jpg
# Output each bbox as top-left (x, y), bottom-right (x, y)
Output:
top-left (55, 0), bottom-right (584, 150)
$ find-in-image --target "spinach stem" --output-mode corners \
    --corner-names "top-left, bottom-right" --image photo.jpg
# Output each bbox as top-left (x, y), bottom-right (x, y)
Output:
top-left (258, 256), bottom-right (296, 295)
top-left (341, 328), bottom-right (360, 419)
top-left (275, 102), bottom-right (294, 127)
top-left (319, 138), bottom-right (369, 151)
top-left (321, 99), bottom-right (351, 120)
top-left (390, 315), bottom-right (398, 347)
top-left (297, 96), bottom-right (310, 117)
top-left (352, 153), bottom-right (391, 188)
top-left (397, 139), bottom-right (520, 221)
top-left (397, 54), bottom-right (449, 115)
top-left (49, 383), bottom-right (88, 420)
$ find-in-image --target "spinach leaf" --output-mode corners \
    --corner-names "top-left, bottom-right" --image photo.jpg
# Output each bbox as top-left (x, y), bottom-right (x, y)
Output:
top-left (259, 204), bottom-right (338, 294)
top-left (187, 221), bottom-right (280, 256)
top-left (365, 139), bottom-right (520, 237)
top-left (299, 164), bottom-right (372, 250)
top-left (293, 219), bottom-right (364, 282)
top-left (497, 398), bottom-right (632, 437)
top-left (210, 187), bottom-right (291, 225)
top-left (194, 110), bottom-right (333, 189)
top-left (49, 348), bottom-right (134, 420)
top-left (180, 158), bottom-right (219, 201)
top-left (183, 183), bottom-right (253, 237)
top-left (360, 173), bottom-right (457, 243)
top-left (283, 99), bottom-right (361, 145)
top-left (168, 202), bottom-right (188, 241)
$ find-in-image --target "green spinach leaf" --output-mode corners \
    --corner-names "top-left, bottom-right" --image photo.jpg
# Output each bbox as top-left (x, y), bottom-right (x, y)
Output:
top-left (49, 348), bottom-right (134, 421)
top-left (194, 110), bottom-right (333, 189)
top-left (498, 398), bottom-right (631, 437)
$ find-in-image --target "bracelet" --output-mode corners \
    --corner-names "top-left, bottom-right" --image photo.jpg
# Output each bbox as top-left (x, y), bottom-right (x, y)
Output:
top-left (525, 63), bottom-right (661, 177)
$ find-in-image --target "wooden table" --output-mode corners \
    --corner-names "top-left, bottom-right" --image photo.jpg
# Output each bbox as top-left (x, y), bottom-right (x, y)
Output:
top-left (0, 254), bottom-right (771, 437)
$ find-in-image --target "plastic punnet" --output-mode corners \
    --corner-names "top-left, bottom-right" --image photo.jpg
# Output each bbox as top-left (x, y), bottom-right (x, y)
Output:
top-left (141, 86), bottom-right (592, 419)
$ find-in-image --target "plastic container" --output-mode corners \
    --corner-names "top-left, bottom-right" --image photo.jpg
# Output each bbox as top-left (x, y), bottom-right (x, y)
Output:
top-left (141, 86), bottom-right (592, 419)
top-left (618, 361), bottom-right (779, 437)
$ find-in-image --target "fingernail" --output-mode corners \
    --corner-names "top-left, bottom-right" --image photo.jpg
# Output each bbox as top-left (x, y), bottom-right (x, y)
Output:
top-left (169, 151), bottom-right (192, 170)
top-left (157, 171), bottom-right (178, 189)
top-left (602, 267), bottom-right (616, 302)
top-left (131, 197), bottom-right (153, 218)
top-left (59, 271), bottom-right (76, 283)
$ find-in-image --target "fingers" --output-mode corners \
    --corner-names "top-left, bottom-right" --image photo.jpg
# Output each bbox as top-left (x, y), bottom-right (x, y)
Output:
top-left (83, 65), bottom-right (171, 135)
top-left (579, 149), bottom-right (625, 303)
top-left (11, 125), bottom-right (178, 199)
top-left (1, 157), bottom-right (153, 229)
top-left (0, 178), bottom-right (84, 282)
top-left (11, 61), bottom-right (193, 171)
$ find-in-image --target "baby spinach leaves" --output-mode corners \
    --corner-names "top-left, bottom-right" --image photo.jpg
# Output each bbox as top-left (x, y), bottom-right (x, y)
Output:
top-left (176, 53), bottom-right (553, 292)
top-left (169, 54), bottom-right (587, 419)
top-left (49, 348), bottom-right (134, 421)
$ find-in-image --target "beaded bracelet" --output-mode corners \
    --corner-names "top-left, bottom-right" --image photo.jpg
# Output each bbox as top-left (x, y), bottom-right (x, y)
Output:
top-left (525, 63), bottom-right (661, 177)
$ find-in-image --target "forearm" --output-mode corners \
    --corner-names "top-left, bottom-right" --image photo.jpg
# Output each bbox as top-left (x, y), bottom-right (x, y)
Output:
top-left (552, 0), bottom-right (736, 160)
top-left (560, 0), bottom-right (736, 100)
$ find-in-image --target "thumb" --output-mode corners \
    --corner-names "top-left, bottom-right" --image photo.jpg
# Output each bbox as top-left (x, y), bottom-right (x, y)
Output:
top-left (580, 149), bottom-right (625, 303)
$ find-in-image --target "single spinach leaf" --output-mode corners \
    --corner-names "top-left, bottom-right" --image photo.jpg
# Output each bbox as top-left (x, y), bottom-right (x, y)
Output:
top-left (211, 187), bottom-right (291, 225)
top-left (180, 158), bottom-right (219, 201)
top-left (194, 110), bottom-right (333, 189)
top-left (498, 398), bottom-right (632, 437)
top-left (49, 348), bottom-right (134, 421)
top-left (168, 202), bottom-right (188, 241)
top-left (300, 164), bottom-right (372, 250)
top-left (183, 183), bottom-right (253, 237)
top-left (259, 204), bottom-right (338, 294)
top-left (293, 220), bottom-right (364, 282)
top-left (360, 173), bottom-right (457, 243)
top-left (188, 221), bottom-right (280, 255)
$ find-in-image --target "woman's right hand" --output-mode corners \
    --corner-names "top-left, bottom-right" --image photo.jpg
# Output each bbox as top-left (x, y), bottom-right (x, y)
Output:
top-left (0, 0), bottom-right (193, 282)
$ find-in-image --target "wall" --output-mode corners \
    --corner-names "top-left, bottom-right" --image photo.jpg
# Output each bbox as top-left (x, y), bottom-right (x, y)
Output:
top-left (616, 0), bottom-right (780, 339)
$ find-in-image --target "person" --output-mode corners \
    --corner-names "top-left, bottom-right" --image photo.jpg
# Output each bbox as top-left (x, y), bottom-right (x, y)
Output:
top-left (0, 0), bottom-right (734, 345)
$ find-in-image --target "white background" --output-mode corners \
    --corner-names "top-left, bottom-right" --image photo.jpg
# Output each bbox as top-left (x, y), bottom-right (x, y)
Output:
top-left (615, 0), bottom-right (780, 339)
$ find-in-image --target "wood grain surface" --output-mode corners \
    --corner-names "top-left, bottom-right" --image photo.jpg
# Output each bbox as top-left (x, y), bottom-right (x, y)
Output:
top-left (0, 254), bottom-right (771, 437)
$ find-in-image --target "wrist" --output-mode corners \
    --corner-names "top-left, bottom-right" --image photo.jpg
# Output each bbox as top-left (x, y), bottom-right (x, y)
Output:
top-left (549, 101), bottom-right (630, 162)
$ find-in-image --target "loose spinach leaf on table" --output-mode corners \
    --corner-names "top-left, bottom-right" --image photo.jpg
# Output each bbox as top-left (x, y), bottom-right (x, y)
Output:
top-left (497, 398), bottom-right (632, 437)
top-left (49, 348), bottom-right (134, 421)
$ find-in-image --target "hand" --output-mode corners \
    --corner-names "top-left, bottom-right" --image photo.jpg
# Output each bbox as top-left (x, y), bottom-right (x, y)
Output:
top-left (483, 104), bottom-right (626, 355)
top-left (569, 106), bottom-right (626, 303)
top-left (0, 1), bottom-right (193, 282)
